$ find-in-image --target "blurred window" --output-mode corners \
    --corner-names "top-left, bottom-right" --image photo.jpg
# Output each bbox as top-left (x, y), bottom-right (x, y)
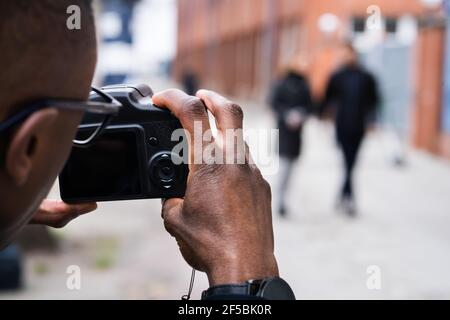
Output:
top-left (278, 22), bottom-right (301, 67)
top-left (385, 18), bottom-right (398, 34)
top-left (352, 17), bottom-right (366, 33)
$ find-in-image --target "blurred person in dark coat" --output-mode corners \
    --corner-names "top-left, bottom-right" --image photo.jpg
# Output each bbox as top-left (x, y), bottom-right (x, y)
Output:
top-left (322, 43), bottom-right (379, 216)
top-left (271, 57), bottom-right (312, 217)
top-left (182, 70), bottom-right (199, 96)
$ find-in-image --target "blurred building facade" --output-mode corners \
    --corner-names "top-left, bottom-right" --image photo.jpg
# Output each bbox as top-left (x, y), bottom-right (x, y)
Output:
top-left (174, 0), bottom-right (450, 159)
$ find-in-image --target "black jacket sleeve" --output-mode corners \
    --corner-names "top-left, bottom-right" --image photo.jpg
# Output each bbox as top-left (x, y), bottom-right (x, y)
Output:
top-left (270, 81), bottom-right (287, 116)
top-left (365, 72), bottom-right (380, 123)
top-left (320, 72), bottom-right (339, 117)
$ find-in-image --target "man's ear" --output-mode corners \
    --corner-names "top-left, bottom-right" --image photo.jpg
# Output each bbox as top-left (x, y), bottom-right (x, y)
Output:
top-left (5, 108), bottom-right (59, 186)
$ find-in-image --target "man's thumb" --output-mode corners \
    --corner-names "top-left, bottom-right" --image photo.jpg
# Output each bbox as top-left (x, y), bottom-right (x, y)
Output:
top-left (161, 198), bottom-right (184, 236)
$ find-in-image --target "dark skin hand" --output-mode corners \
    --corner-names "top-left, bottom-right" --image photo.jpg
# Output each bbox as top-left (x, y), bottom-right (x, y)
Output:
top-left (153, 89), bottom-right (279, 286)
top-left (30, 200), bottom-right (97, 228)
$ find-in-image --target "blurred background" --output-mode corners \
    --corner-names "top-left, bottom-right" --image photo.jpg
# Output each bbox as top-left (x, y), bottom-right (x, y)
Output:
top-left (1, 0), bottom-right (450, 299)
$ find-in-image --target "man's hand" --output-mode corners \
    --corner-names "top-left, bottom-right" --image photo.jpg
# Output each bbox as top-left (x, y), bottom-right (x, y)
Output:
top-left (153, 89), bottom-right (278, 286)
top-left (29, 200), bottom-right (97, 228)
top-left (285, 109), bottom-right (304, 131)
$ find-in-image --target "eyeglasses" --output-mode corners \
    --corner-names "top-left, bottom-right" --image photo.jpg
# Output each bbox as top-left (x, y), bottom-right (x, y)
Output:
top-left (0, 87), bottom-right (122, 147)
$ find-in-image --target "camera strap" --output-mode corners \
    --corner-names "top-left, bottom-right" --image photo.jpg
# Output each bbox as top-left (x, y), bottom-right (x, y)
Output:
top-left (181, 268), bottom-right (196, 300)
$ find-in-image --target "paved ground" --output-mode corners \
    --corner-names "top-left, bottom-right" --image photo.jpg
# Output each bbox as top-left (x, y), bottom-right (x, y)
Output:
top-left (2, 84), bottom-right (450, 300)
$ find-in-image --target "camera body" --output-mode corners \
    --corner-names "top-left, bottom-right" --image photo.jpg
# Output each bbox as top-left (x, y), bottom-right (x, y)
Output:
top-left (59, 84), bottom-right (188, 203)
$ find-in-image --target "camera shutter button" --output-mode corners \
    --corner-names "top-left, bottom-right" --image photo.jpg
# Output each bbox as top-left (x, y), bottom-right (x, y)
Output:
top-left (149, 137), bottom-right (158, 146)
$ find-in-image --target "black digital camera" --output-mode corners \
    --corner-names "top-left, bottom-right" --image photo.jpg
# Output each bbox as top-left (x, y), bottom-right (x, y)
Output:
top-left (59, 84), bottom-right (188, 203)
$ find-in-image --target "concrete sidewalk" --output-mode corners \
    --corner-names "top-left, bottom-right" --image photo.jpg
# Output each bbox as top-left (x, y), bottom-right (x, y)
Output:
top-left (271, 121), bottom-right (450, 299)
top-left (1, 100), bottom-right (450, 300)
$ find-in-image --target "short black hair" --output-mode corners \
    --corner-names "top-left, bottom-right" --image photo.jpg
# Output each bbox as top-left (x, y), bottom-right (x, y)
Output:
top-left (0, 0), bottom-right (94, 57)
top-left (0, 0), bottom-right (95, 165)
top-left (0, 0), bottom-right (95, 111)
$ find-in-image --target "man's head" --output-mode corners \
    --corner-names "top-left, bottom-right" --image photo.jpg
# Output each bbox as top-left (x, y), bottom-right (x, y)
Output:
top-left (0, 0), bottom-right (97, 246)
top-left (339, 42), bottom-right (358, 67)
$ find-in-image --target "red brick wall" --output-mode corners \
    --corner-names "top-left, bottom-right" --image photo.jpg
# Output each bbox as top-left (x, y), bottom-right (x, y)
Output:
top-left (175, 0), bottom-right (449, 159)
top-left (176, 0), bottom-right (425, 95)
top-left (413, 25), bottom-right (445, 153)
